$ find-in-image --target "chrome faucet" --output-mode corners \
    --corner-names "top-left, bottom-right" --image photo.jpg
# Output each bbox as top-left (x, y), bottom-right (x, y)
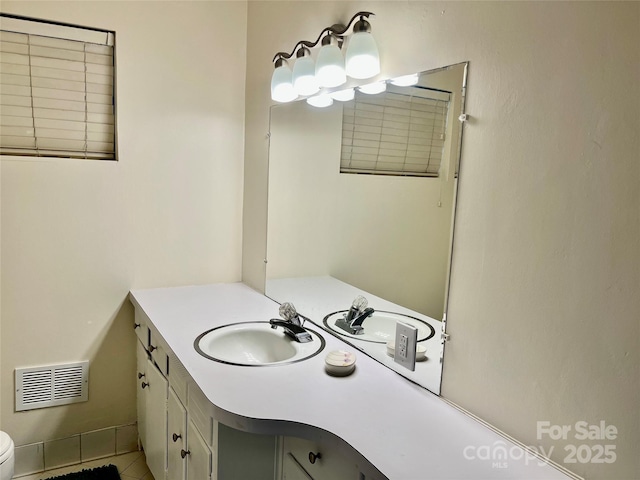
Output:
top-left (270, 302), bottom-right (313, 343)
top-left (335, 295), bottom-right (375, 335)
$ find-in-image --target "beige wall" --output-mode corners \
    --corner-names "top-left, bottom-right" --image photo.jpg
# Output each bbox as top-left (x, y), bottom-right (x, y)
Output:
top-left (243, 2), bottom-right (639, 479)
top-left (0, 1), bottom-right (247, 445)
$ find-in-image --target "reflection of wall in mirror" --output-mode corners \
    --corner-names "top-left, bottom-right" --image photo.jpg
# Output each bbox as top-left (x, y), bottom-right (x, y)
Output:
top-left (267, 103), bottom-right (341, 278)
top-left (267, 65), bottom-right (465, 320)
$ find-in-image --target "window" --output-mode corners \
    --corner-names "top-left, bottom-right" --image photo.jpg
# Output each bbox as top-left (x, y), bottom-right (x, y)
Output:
top-left (0, 15), bottom-right (116, 160)
top-left (340, 86), bottom-right (450, 177)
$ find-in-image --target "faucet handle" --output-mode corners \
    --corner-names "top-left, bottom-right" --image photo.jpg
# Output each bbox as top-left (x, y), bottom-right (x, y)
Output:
top-left (351, 295), bottom-right (368, 311)
top-left (279, 302), bottom-right (297, 320)
top-left (279, 302), bottom-right (303, 326)
top-left (346, 295), bottom-right (368, 322)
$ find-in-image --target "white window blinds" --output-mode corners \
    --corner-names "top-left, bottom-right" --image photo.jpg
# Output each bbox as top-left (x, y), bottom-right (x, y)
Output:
top-left (0, 16), bottom-right (115, 160)
top-left (341, 87), bottom-right (450, 177)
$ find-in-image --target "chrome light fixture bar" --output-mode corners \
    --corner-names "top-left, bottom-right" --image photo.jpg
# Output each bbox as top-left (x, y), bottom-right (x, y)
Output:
top-left (271, 12), bottom-right (380, 103)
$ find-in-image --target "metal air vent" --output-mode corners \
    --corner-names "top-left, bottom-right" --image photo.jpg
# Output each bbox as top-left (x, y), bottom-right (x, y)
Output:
top-left (16, 361), bottom-right (89, 411)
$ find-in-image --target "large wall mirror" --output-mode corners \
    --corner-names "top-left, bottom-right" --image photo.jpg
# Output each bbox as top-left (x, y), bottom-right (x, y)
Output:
top-left (265, 62), bottom-right (468, 394)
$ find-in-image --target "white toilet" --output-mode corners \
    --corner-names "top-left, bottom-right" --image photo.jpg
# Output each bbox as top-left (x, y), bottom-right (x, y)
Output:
top-left (0, 431), bottom-right (14, 480)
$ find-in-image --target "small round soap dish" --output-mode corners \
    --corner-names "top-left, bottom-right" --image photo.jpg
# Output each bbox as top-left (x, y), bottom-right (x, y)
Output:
top-left (324, 350), bottom-right (356, 376)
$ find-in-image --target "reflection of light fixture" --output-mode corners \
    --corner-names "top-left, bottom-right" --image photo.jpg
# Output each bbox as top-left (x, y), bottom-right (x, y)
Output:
top-left (390, 73), bottom-right (419, 87)
top-left (271, 58), bottom-right (297, 103)
top-left (306, 94), bottom-right (333, 108)
top-left (270, 12), bottom-right (379, 104)
top-left (359, 81), bottom-right (386, 95)
top-left (330, 88), bottom-right (355, 102)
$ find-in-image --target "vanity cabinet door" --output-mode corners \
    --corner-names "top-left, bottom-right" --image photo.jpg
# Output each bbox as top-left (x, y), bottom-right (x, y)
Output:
top-left (136, 340), bottom-right (148, 450)
top-left (168, 388), bottom-right (187, 480)
top-left (186, 419), bottom-right (212, 480)
top-left (143, 357), bottom-right (168, 480)
top-left (282, 437), bottom-right (359, 480)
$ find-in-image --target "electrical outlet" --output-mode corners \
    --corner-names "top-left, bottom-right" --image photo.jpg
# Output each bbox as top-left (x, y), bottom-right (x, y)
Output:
top-left (394, 322), bottom-right (418, 371)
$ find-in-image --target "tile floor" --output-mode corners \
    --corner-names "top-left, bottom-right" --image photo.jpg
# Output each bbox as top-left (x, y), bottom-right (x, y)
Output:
top-left (15, 450), bottom-right (154, 480)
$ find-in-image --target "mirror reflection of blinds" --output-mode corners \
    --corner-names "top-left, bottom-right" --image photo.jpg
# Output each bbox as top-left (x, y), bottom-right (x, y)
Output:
top-left (341, 89), bottom-right (450, 177)
top-left (0, 18), bottom-right (115, 160)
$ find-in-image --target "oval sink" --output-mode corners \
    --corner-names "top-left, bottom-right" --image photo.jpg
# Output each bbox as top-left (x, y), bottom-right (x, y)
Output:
top-left (323, 310), bottom-right (435, 344)
top-left (194, 322), bottom-right (325, 366)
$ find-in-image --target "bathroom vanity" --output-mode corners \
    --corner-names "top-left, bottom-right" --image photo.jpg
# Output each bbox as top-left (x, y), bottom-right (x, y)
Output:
top-left (129, 282), bottom-right (572, 480)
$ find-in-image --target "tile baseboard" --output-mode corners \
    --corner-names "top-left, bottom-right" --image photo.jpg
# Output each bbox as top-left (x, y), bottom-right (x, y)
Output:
top-left (13, 423), bottom-right (138, 478)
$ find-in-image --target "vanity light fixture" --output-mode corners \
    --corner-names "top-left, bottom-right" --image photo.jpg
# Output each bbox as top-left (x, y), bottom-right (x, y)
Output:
top-left (270, 12), bottom-right (379, 103)
top-left (358, 81), bottom-right (387, 95)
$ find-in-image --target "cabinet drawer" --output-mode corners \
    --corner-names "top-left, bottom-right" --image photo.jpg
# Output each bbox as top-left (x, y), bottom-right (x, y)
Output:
top-left (282, 437), bottom-right (359, 480)
top-left (134, 308), bottom-right (150, 347)
top-left (149, 328), bottom-right (169, 377)
top-left (283, 452), bottom-right (313, 480)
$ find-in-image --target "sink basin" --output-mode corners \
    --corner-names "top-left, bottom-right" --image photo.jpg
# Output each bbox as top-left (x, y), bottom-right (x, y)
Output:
top-left (323, 310), bottom-right (435, 344)
top-left (194, 321), bottom-right (325, 366)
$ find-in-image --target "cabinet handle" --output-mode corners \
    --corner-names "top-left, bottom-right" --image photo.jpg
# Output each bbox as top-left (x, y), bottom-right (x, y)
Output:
top-left (180, 449), bottom-right (190, 459)
top-left (172, 433), bottom-right (182, 442)
top-left (134, 323), bottom-right (140, 329)
top-left (138, 372), bottom-right (145, 379)
top-left (149, 344), bottom-right (157, 352)
top-left (308, 452), bottom-right (322, 464)
top-left (141, 382), bottom-right (149, 389)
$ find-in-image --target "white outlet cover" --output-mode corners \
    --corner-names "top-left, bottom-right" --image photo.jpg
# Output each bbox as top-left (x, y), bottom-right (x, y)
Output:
top-left (394, 322), bottom-right (418, 371)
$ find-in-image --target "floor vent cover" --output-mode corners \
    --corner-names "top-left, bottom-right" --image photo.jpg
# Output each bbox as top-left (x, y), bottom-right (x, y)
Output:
top-left (15, 361), bottom-right (89, 411)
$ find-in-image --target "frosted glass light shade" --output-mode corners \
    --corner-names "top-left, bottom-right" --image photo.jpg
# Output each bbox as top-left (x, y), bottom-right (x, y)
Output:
top-left (330, 88), bottom-right (355, 102)
top-left (345, 32), bottom-right (380, 79)
top-left (306, 94), bottom-right (333, 108)
top-left (315, 44), bottom-right (346, 88)
top-left (359, 81), bottom-right (386, 95)
top-left (271, 63), bottom-right (297, 103)
top-left (390, 73), bottom-right (419, 87)
top-left (292, 56), bottom-right (319, 96)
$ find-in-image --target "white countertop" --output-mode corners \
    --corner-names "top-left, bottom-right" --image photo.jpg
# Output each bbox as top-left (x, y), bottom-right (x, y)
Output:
top-left (129, 282), bottom-right (571, 480)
